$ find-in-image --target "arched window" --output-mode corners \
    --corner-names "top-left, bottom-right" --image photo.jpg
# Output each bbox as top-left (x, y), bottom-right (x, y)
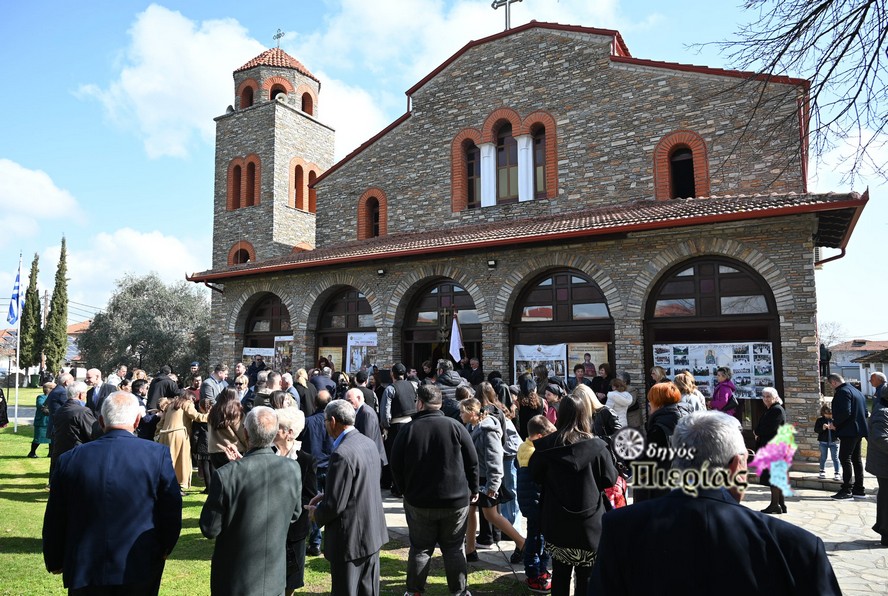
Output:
top-left (511, 270), bottom-right (613, 348)
top-left (465, 141), bottom-right (481, 209)
top-left (270, 84), bottom-right (287, 101)
top-left (403, 280), bottom-right (481, 367)
top-left (357, 189), bottom-right (387, 240)
top-left (245, 162), bottom-right (256, 206)
top-left (368, 198), bottom-right (380, 237)
top-left (316, 288), bottom-right (374, 370)
top-left (301, 93), bottom-right (314, 115)
top-left (532, 124), bottom-right (547, 199)
top-left (243, 293), bottom-right (290, 349)
top-left (230, 165), bottom-right (242, 210)
top-left (496, 124), bottom-right (519, 203)
top-left (308, 170), bottom-right (317, 213)
top-left (240, 86), bottom-right (254, 109)
top-left (670, 148), bottom-right (695, 198)
top-left (294, 165), bottom-right (305, 210)
top-left (232, 249), bottom-right (250, 264)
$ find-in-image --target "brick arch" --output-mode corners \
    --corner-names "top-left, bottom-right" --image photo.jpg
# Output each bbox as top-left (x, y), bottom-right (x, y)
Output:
top-left (227, 285), bottom-right (299, 336)
top-left (298, 275), bottom-right (383, 334)
top-left (243, 154), bottom-right (261, 207)
top-left (288, 156), bottom-right (321, 211)
top-left (481, 107), bottom-right (523, 144)
top-left (236, 78), bottom-right (259, 109)
top-left (653, 129), bottom-right (710, 200)
top-left (450, 128), bottom-right (482, 212)
top-left (625, 238), bottom-right (795, 320)
top-left (357, 188), bottom-right (387, 240)
top-left (522, 110), bottom-right (559, 199)
top-left (387, 267), bottom-right (491, 330)
top-left (492, 254), bottom-right (623, 321)
top-left (262, 76), bottom-right (295, 100)
top-left (295, 83), bottom-right (318, 116)
top-left (226, 240), bottom-right (256, 266)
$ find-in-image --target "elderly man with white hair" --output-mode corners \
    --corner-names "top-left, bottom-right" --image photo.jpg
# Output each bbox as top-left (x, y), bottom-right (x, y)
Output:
top-left (43, 391), bottom-right (182, 594)
top-left (200, 406), bottom-right (302, 596)
top-left (871, 371), bottom-right (887, 415)
top-left (590, 411), bottom-right (840, 594)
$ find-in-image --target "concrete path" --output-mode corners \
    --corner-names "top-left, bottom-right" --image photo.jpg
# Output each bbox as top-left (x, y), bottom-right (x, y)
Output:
top-left (382, 479), bottom-right (888, 595)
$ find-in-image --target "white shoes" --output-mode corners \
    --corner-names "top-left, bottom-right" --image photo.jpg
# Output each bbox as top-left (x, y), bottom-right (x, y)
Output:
top-left (818, 471), bottom-right (826, 479)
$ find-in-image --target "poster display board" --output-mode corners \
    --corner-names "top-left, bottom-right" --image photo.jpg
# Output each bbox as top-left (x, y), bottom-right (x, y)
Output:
top-left (514, 344), bottom-right (568, 381)
top-left (652, 342), bottom-right (774, 399)
top-left (241, 347), bottom-right (275, 367)
top-left (346, 332), bottom-right (378, 373)
top-left (273, 335), bottom-right (293, 373)
top-left (317, 347), bottom-right (343, 372)
top-left (567, 342), bottom-right (610, 378)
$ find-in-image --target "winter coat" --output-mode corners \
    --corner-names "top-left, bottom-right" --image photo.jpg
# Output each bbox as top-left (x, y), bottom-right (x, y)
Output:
top-left (437, 370), bottom-right (469, 401)
top-left (606, 391), bottom-right (634, 428)
top-left (865, 406), bottom-right (888, 478)
top-left (468, 415), bottom-right (504, 494)
top-left (633, 403), bottom-right (684, 502)
top-left (529, 433), bottom-right (617, 550)
top-left (832, 382), bottom-right (869, 438)
top-left (711, 379), bottom-right (738, 415)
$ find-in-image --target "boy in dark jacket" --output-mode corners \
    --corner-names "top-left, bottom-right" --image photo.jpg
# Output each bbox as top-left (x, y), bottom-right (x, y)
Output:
top-left (517, 415), bottom-right (555, 593)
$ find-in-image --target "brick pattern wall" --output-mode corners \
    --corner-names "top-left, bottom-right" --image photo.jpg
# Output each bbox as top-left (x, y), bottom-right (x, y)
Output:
top-left (208, 214), bottom-right (822, 456)
top-left (315, 27), bottom-right (804, 248)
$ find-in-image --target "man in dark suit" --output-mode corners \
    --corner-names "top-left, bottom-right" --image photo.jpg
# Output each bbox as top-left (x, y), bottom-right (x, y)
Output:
top-left (51, 381), bottom-right (102, 472)
top-left (309, 399), bottom-right (389, 596)
top-left (85, 368), bottom-right (118, 415)
top-left (589, 411), bottom-right (840, 595)
top-left (828, 373), bottom-right (870, 499)
top-left (43, 391), bottom-right (182, 594)
top-left (146, 366), bottom-right (179, 412)
top-left (200, 406), bottom-right (302, 596)
top-left (345, 388), bottom-right (386, 468)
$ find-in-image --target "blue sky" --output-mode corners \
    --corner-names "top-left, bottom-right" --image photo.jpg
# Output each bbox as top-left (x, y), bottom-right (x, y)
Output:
top-left (1, 0), bottom-right (884, 341)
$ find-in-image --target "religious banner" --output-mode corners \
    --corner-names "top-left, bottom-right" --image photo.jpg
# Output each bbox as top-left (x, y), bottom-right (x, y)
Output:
top-left (346, 332), bottom-right (378, 373)
top-left (273, 335), bottom-right (293, 373)
top-left (514, 344), bottom-right (568, 382)
top-left (567, 342), bottom-right (610, 378)
top-left (652, 342), bottom-right (775, 399)
top-left (317, 347), bottom-right (343, 372)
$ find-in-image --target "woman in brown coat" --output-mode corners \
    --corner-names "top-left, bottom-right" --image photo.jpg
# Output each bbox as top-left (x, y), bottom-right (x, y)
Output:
top-left (156, 391), bottom-right (209, 492)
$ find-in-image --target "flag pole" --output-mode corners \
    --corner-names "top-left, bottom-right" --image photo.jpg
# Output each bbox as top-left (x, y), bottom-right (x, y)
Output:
top-left (12, 253), bottom-right (22, 433)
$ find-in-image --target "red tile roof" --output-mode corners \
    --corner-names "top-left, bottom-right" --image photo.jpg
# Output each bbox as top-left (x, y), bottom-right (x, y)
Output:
top-left (188, 191), bottom-right (867, 283)
top-left (832, 339), bottom-right (888, 352)
top-left (235, 48), bottom-right (318, 83)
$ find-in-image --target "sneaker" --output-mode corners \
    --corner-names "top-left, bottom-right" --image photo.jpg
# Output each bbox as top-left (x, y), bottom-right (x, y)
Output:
top-left (852, 489), bottom-right (866, 498)
top-left (510, 547), bottom-right (523, 564)
top-left (818, 471), bottom-right (825, 479)
top-left (833, 473), bottom-right (841, 481)
top-left (306, 544), bottom-right (321, 556)
top-left (465, 550), bottom-right (479, 563)
top-left (539, 570), bottom-right (551, 582)
top-left (475, 540), bottom-right (495, 549)
top-left (526, 576), bottom-right (552, 593)
top-left (831, 490), bottom-right (853, 500)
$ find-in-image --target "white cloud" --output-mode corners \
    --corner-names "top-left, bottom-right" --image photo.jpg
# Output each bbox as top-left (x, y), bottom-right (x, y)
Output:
top-left (78, 4), bottom-right (265, 159)
top-left (316, 74), bottom-right (395, 161)
top-left (38, 228), bottom-right (210, 322)
top-left (0, 159), bottom-right (82, 249)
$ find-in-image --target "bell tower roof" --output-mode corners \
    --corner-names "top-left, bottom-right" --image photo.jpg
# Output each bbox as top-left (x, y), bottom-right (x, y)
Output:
top-left (235, 47), bottom-right (319, 83)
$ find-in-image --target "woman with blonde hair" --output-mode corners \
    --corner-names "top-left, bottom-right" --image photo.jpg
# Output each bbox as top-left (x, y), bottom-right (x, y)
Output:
top-left (673, 372), bottom-right (705, 413)
top-left (294, 367), bottom-right (317, 417)
top-left (574, 385), bottom-right (621, 446)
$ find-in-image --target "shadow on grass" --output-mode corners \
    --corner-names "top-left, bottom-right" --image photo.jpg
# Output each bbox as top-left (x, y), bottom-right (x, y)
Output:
top-left (0, 536), bottom-right (44, 554)
top-left (0, 490), bottom-right (49, 503)
top-left (0, 472), bottom-right (49, 478)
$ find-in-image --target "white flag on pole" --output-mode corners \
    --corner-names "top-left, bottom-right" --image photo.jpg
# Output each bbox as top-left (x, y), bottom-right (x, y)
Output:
top-left (449, 312), bottom-right (464, 363)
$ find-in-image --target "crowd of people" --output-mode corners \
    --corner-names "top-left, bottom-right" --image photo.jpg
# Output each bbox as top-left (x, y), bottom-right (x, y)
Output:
top-left (35, 354), bottom-right (874, 595)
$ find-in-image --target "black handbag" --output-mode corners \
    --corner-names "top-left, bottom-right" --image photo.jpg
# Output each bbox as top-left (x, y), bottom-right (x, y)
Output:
top-left (720, 393), bottom-right (740, 412)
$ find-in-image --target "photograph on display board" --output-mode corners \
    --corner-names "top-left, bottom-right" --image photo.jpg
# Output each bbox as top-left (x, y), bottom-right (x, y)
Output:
top-left (273, 337), bottom-right (293, 372)
top-left (346, 332), bottom-right (378, 373)
top-left (567, 343), bottom-right (609, 378)
top-left (514, 344), bottom-right (568, 382)
top-left (653, 341), bottom-right (773, 400)
top-left (241, 347), bottom-right (275, 368)
top-left (317, 347), bottom-right (343, 372)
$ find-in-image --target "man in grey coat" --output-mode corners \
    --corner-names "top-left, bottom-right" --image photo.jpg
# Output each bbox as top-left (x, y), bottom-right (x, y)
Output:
top-left (200, 406), bottom-right (302, 596)
top-left (309, 399), bottom-right (389, 596)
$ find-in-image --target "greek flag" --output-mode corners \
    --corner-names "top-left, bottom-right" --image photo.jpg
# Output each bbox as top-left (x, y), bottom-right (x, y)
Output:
top-left (7, 258), bottom-right (23, 325)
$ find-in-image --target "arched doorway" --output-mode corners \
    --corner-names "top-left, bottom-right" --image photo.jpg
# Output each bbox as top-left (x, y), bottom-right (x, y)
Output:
top-left (243, 293), bottom-right (291, 349)
top-left (315, 288), bottom-right (375, 372)
top-left (510, 269), bottom-right (614, 382)
top-left (402, 280), bottom-right (481, 369)
top-left (644, 257), bottom-right (780, 432)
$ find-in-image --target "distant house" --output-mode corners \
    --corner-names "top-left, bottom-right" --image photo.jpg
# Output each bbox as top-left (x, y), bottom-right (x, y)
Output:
top-left (829, 339), bottom-right (888, 390)
top-left (851, 347), bottom-right (888, 396)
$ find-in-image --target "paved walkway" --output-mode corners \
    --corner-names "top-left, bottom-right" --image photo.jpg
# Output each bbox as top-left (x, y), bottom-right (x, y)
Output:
top-left (382, 481), bottom-right (888, 595)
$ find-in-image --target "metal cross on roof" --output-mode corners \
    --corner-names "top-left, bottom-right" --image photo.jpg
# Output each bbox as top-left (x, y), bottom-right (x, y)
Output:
top-left (492, 0), bottom-right (524, 30)
top-left (273, 29), bottom-right (285, 48)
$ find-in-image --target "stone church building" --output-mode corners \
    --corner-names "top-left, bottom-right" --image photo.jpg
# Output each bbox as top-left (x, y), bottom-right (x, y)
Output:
top-left (189, 22), bottom-right (867, 453)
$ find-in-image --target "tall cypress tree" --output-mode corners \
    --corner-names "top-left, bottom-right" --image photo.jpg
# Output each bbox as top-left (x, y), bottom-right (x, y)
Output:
top-left (43, 238), bottom-right (68, 374)
top-left (19, 252), bottom-right (42, 368)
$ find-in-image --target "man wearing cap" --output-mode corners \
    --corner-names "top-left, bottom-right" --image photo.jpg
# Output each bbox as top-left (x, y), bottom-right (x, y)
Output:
top-left (380, 363), bottom-right (417, 496)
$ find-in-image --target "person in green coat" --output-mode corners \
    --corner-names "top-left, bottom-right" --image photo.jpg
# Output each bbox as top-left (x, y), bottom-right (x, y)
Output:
top-left (28, 382), bottom-right (54, 458)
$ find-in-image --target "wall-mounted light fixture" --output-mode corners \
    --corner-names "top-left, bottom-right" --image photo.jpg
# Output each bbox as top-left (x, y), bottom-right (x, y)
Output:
top-left (377, 268), bottom-right (385, 276)
top-left (487, 259), bottom-right (497, 269)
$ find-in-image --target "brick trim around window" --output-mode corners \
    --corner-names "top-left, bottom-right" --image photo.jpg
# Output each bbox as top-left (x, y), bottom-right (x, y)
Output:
top-left (653, 129), bottom-right (710, 200)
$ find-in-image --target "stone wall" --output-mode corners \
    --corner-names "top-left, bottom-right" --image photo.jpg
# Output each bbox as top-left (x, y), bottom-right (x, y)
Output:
top-left (208, 213), bottom-right (822, 455)
top-left (315, 27), bottom-right (805, 249)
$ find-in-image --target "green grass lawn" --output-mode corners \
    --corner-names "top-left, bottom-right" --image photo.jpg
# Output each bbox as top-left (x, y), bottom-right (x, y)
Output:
top-left (0, 425), bottom-right (522, 595)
